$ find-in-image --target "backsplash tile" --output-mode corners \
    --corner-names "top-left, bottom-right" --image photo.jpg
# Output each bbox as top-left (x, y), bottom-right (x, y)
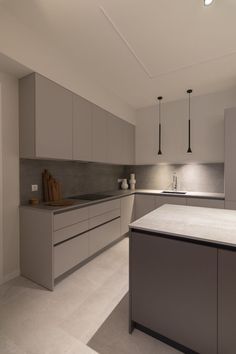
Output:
top-left (20, 159), bottom-right (126, 203)
top-left (20, 159), bottom-right (224, 204)
top-left (124, 163), bottom-right (224, 193)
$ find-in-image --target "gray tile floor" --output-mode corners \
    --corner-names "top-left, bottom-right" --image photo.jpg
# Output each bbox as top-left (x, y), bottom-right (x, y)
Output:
top-left (0, 238), bottom-right (181, 354)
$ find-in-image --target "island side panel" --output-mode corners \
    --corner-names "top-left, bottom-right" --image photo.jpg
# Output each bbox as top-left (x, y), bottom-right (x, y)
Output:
top-left (218, 249), bottom-right (236, 354)
top-left (20, 208), bottom-right (54, 290)
top-left (130, 230), bottom-right (217, 354)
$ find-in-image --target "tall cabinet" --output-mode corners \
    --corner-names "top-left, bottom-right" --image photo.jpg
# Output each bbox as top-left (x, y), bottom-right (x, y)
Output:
top-left (224, 107), bottom-right (236, 210)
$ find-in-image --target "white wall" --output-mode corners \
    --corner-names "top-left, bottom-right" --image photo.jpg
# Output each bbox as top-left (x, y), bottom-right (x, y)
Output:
top-left (136, 88), bottom-right (236, 164)
top-left (0, 72), bottom-right (19, 284)
top-left (0, 8), bottom-right (135, 125)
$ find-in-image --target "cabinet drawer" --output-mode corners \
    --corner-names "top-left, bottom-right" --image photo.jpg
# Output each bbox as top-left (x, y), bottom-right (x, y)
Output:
top-left (155, 196), bottom-right (186, 208)
top-left (54, 207), bottom-right (89, 230)
top-left (186, 198), bottom-right (224, 209)
top-left (54, 232), bottom-right (89, 278)
top-left (53, 220), bottom-right (89, 245)
top-left (89, 209), bottom-right (120, 229)
top-left (89, 218), bottom-right (120, 256)
top-left (89, 199), bottom-right (120, 218)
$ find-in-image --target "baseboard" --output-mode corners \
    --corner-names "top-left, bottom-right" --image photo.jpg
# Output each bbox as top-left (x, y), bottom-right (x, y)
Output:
top-left (2, 269), bottom-right (20, 284)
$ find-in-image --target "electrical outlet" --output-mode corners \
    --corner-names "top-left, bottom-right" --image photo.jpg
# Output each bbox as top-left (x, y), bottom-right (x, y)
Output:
top-left (31, 184), bottom-right (38, 192)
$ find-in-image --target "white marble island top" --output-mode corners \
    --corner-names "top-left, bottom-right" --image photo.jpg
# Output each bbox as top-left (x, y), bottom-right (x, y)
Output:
top-left (129, 204), bottom-right (236, 248)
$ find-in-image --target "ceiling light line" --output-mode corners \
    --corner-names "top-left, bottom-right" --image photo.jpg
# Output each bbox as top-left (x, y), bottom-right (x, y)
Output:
top-left (100, 4), bottom-right (236, 81)
top-left (149, 49), bottom-right (236, 80)
top-left (99, 6), bottom-right (152, 78)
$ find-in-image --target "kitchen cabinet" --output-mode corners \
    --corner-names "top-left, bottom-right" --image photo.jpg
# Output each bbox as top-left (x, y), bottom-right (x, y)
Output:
top-left (218, 249), bottom-right (236, 354)
top-left (108, 115), bottom-right (124, 164)
top-left (225, 107), bottom-right (236, 203)
top-left (155, 195), bottom-right (186, 208)
top-left (135, 194), bottom-right (156, 220)
top-left (130, 231), bottom-right (218, 354)
top-left (122, 121), bottom-right (135, 165)
top-left (121, 195), bottom-right (135, 235)
top-left (19, 73), bottom-right (73, 159)
top-left (89, 218), bottom-right (120, 256)
top-left (91, 105), bottom-right (108, 163)
top-left (73, 94), bottom-right (92, 161)
top-left (186, 197), bottom-right (224, 209)
top-left (54, 232), bottom-right (89, 278)
top-left (20, 197), bottom-right (122, 290)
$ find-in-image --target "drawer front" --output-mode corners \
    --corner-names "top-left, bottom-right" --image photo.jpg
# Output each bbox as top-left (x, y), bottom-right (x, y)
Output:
top-left (54, 232), bottom-right (89, 278)
top-left (53, 220), bottom-right (89, 245)
top-left (89, 209), bottom-right (120, 229)
top-left (89, 218), bottom-right (121, 256)
top-left (54, 207), bottom-right (89, 230)
top-left (155, 196), bottom-right (187, 208)
top-left (186, 198), bottom-right (224, 209)
top-left (89, 199), bottom-right (120, 218)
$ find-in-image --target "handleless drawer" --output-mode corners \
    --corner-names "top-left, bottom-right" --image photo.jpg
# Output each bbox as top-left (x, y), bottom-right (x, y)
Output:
top-left (89, 199), bottom-right (120, 218)
top-left (54, 207), bottom-right (89, 230)
top-left (89, 209), bottom-right (120, 229)
top-left (54, 232), bottom-right (89, 278)
top-left (53, 220), bottom-right (89, 245)
top-left (89, 218), bottom-right (121, 256)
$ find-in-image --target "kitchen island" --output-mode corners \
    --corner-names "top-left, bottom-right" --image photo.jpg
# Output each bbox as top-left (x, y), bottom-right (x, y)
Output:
top-left (129, 204), bottom-right (236, 354)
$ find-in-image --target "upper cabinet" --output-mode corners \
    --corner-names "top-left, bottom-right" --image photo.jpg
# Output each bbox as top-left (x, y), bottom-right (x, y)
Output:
top-left (107, 115), bottom-right (135, 165)
top-left (73, 94), bottom-right (92, 161)
top-left (91, 105), bottom-right (109, 163)
top-left (20, 72), bottom-right (134, 165)
top-left (20, 73), bottom-right (73, 160)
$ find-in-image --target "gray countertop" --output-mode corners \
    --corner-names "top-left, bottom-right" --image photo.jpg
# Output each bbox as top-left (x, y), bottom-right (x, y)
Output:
top-left (129, 204), bottom-right (236, 248)
top-left (20, 189), bottom-right (225, 214)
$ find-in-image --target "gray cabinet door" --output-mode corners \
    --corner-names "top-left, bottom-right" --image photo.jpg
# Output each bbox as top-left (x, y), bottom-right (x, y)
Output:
top-left (35, 74), bottom-right (73, 159)
top-left (73, 94), bottom-right (92, 161)
top-left (92, 105), bottom-right (108, 163)
top-left (155, 196), bottom-right (186, 208)
top-left (131, 232), bottom-right (217, 354)
top-left (107, 115), bottom-right (124, 164)
top-left (121, 195), bottom-right (135, 235)
top-left (123, 122), bottom-right (135, 165)
top-left (135, 194), bottom-right (156, 220)
top-left (225, 107), bottom-right (236, 202)
top-left (218, 249), bottom-right (236, 354)
top-left (186, 197), bottom-right (224, 209)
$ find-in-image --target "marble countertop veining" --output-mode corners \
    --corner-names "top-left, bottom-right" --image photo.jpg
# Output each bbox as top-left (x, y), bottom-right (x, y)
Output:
top-left (129, 204), bottom-right (236, 248)
top-left (20, 189), bottom-right (225, 214)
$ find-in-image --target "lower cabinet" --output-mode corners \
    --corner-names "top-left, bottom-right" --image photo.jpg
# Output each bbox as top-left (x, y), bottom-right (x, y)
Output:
top-left (89, 218), bottom-right (120, 256)
top-left (54, 232), bottom-right (89, 278)
top-left (135, 194), bottom-right (156, 220)
top-left (187, 197), bottom-right (224, 209)
top-left (155, 196), bottom-right (186, 208)
top-left (121, 195), bottom-right (135, 235)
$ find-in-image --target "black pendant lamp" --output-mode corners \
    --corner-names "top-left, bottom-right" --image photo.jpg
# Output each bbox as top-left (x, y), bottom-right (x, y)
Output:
top-left (187, 89), bottom-right (193, 153)
top-left (157, 96), bottom-right (163, 155)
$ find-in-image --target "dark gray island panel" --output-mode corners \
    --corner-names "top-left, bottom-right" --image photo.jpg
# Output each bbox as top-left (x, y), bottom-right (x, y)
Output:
top-left (218, 249), bottom-right (236, 354)
top-left (130, 231), bottom-right (218, 354)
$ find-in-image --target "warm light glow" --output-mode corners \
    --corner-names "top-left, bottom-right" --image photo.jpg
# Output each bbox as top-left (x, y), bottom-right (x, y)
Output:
top-left (204, 0), bottom-right (214, 6)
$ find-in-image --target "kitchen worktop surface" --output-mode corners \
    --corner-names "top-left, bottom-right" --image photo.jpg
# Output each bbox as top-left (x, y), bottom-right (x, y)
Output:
top-left (129, 204), bottom-right (236, 248)
top-left (20, 189), bottom-right (225, 214)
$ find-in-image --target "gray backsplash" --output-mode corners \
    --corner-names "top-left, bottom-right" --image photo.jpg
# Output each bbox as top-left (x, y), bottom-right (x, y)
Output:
top-left (20, 159), bottom-right (126, 203)
top-left (20, 159), bottom-right (224, 203)
top-left (124, 163), bottom-right (224, 193)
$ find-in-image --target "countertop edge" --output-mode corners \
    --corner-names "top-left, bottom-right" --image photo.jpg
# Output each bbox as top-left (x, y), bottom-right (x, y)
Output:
top-left (20, 190), bottom-right (225, 213)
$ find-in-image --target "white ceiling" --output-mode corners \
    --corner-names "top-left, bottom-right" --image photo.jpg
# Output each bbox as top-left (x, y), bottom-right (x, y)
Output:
top-left (1, 0), bottom-right (236, 108)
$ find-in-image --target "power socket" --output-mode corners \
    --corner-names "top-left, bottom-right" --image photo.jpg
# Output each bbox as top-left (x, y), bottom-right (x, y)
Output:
top-left (31, 184), bottom-right (38, 192)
